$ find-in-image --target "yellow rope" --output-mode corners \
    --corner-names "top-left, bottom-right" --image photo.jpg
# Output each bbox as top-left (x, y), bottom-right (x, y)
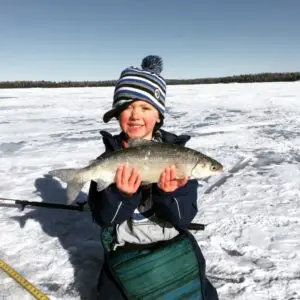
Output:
top-left (0, 259), bottom-right (49, 300)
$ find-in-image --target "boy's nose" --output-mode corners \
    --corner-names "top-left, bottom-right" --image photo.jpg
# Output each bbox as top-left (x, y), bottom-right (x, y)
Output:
top-left (130, 109), bottom-right (141, 119)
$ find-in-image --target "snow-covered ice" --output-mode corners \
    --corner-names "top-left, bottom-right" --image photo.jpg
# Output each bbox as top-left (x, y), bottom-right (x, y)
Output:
top-left (0, 82), bottom-right (300, 299)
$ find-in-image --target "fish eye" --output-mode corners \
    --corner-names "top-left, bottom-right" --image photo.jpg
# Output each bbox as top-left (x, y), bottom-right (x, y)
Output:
top-left (210, 164), bottom-right (218, 171)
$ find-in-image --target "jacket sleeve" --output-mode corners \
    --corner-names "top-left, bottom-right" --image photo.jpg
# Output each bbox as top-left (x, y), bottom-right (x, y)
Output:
top-left (88, 181), bottom-right (141, 228)
top-left (152, 179), bottom-right (199, 230)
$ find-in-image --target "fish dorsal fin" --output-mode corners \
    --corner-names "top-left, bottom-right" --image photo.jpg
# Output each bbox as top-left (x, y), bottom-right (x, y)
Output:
top-left (89, 159), bottom-right (98, 165)
top-left (128, 138), bottom-right (153, 148)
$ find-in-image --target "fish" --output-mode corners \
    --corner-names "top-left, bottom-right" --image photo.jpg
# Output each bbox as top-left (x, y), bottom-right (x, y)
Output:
top-left (49, 139), bottom-right (223, 204)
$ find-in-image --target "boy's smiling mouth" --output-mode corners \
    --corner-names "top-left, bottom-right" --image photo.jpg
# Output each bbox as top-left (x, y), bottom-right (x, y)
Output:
top-left (128, 123), bottom-right (144, 128)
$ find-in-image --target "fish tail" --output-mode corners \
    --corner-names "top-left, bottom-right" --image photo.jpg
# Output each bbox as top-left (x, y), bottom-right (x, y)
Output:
top-left (49, 168), bottom-right (79, 182)
top-left (49, 168), bottom-right (85, 204)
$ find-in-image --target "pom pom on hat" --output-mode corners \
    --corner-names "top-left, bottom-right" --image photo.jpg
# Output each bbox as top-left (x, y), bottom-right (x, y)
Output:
top-left (141, 55), bottom-right (163, 75)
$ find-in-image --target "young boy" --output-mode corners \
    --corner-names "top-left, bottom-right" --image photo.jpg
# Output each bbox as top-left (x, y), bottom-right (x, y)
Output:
top-left (88, 55), bottom-right (219, 300)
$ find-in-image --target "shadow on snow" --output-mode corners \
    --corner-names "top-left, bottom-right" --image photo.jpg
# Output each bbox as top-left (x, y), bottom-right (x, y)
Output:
top-left (10, 174), bottom-right (103, 300)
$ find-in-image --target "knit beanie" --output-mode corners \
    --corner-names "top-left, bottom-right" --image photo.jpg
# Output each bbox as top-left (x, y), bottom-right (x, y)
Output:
top-left (103, 55), bottom-right (167, 123)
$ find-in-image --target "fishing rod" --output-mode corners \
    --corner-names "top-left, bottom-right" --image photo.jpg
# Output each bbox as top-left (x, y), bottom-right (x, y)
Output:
top-left (0, 197), bottom-right (206, 230)
top-left (0, 197), bottom-right (88, 211)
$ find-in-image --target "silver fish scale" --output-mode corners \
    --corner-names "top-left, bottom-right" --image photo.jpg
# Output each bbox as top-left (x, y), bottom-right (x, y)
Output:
top-left (49, 140), bottom-right (223, 203)
top-left (87, 143), bottom-right (208, 183)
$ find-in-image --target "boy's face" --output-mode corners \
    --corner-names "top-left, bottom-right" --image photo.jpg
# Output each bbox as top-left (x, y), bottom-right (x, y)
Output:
top-left (119, 100), bottom-right (160, 140)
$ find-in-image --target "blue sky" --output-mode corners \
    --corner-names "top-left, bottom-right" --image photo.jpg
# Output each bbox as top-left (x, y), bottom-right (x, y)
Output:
top-left (1, 0), bottom-right (299, 81)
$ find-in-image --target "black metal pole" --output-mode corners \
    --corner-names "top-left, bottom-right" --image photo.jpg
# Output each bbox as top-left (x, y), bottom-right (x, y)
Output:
top-left (0, 197), bottom-right (206, 230)
top-left (0, 197), bottom-right (87, 211)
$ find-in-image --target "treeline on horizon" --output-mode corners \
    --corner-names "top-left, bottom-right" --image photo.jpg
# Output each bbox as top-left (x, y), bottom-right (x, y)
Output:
top-left (0, 72), bottom-right (299, 89)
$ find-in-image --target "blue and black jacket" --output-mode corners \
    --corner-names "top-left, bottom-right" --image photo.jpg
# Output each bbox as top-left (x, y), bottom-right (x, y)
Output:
top-left (88, 129), bottom-right (219, 300)
top-left (88, 129), bottom-right (198, 230)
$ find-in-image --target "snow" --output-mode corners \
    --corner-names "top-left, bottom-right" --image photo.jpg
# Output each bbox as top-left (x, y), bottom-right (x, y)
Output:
top-left (0, 82), bottom-right (300, 300)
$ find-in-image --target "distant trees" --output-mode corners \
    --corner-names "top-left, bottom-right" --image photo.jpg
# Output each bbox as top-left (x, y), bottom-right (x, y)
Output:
top-left (0, 80), bottom-right (116, 89)
top-left (166, 72), bottom-right (300, 85)
top-left (0, 72), bottom-right (299, 89)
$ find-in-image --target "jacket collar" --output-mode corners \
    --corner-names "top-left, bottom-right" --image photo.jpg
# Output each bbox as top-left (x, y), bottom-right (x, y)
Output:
top-left (99, 129), bottom-right (191, 153)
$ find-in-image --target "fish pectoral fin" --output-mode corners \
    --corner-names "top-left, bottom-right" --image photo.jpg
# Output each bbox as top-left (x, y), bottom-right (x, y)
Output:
top-left (66, 182), bottom-right (85, 205)
top-left (96, 180), bottom-right (111, 192)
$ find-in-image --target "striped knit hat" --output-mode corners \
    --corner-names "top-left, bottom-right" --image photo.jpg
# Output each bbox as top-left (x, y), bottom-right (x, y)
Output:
top-left (103, 55), bottom-right (166, 123)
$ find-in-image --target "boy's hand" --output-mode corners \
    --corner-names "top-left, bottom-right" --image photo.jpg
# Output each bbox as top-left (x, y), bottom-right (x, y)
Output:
top-left (115, 164), bottom-right (141, 196)
top-left (158, 165), bottom-right (188, 193)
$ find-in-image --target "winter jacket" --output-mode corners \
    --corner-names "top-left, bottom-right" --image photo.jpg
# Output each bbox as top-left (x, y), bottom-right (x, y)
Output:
top-left (88, 129), bottom-right (219, 300)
